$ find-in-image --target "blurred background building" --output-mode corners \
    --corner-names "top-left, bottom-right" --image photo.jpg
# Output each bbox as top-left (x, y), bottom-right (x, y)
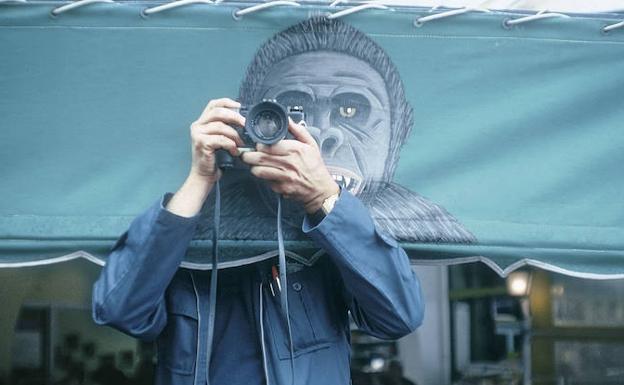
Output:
top-left (2, 260), bottom-right (623, 385)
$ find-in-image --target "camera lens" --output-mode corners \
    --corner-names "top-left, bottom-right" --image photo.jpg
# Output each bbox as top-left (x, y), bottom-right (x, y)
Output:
top-left (253, 111), bottom-right (282, 140)
top-left (244, 100), bottom-right (289, 145)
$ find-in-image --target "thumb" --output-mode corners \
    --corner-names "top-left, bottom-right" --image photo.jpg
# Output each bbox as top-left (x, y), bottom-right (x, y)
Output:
top-left (288, 117), bottom-right (317, 147)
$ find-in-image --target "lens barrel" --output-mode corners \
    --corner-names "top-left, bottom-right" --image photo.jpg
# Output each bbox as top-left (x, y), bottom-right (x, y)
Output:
top-left (244, 100), bottom-right (288, 145)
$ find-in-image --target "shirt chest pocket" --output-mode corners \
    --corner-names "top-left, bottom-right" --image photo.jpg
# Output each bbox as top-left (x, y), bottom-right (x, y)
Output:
top-left (265, 263), bottom-right (344, 360)
top-left (158, 275), bottom-right (199, 376)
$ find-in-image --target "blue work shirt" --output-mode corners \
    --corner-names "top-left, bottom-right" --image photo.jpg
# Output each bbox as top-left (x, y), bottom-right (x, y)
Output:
top-left (92, 188), bottom-right (425, 385)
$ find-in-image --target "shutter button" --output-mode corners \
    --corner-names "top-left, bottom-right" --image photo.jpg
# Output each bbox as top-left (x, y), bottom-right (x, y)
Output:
top-left (292, 282), bottom-right (302, 291)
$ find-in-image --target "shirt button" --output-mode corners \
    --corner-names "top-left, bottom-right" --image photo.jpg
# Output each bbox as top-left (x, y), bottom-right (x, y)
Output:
top-left (292, 282), bottom-right (302, 291)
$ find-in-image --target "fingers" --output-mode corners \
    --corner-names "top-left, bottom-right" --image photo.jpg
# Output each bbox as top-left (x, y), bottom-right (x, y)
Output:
top-left (256, 140), bottom-right (305, 156)
top-left (240, 151), bottom-right (290, 169)
top-left (208, 97), bottom-right (240, 109)
top-left (192, 121), bottom-right (245, 147)
top-left (195, 107), bottom-right (246, 127)
top-left (249, 165), bottom-right (294, 183)
top-left (197, 98), bottom-right (241, 123)
top-left (200, 134), bottom-right (239, 157)
top-left (288, 117), bottom-right (317, 147)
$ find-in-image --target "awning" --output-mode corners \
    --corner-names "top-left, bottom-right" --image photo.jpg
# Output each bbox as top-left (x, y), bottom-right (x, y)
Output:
top-left (1, 2), bottom-right (623, 278)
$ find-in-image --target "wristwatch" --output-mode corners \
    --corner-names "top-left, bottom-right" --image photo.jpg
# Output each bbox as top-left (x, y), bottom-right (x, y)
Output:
top-left (311, 190), bottom-right (340, 224)
top-left (321, 190), bottom-right (340, 215)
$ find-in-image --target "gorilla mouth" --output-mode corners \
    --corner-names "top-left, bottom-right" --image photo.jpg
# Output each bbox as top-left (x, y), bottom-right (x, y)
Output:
top-left (327, 166), bottom-right (364, 195)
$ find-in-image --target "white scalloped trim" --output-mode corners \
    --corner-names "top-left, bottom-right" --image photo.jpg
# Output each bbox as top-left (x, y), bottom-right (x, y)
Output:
top-left (0, 249), bottom-right (293, 271)
top-left (2, 250), bottom-right (624, 280)
top-left (411, 256), bottom-right (624, 280)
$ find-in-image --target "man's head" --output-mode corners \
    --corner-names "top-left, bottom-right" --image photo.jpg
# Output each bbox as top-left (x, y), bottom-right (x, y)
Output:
top-left (239, 16), bottom-right (413, 198)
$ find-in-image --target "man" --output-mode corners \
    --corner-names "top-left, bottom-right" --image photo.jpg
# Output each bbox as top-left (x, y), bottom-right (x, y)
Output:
top-left (92, 17), bottom-right (425, 385)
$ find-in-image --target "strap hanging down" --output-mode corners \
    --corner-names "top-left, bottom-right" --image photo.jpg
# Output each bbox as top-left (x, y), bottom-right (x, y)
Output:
top-left (277, 195), bottom-right (296, 385)
top-left (205, 179), bottom-right (220, 385)
top-left (207, 182), bottom-right (295, 385)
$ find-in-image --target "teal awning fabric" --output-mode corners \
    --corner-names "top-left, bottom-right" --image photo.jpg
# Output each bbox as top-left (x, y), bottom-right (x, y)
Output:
top-left (1, 2), bottom-right (623, 278)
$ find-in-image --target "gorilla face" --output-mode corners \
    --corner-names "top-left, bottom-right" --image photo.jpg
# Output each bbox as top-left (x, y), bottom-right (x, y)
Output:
top-left (236, 17), bottom-right (414, 199)
top-left (259, 51), bottom-right (392, 196)
top-left (201, 19), bottom-right (476, 247)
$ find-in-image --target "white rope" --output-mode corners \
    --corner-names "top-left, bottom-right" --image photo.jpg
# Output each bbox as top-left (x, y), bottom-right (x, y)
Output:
top-left (327, 3), bottom-right (388, 19)
top-left (50, 0), bottom-right (114, 16)
top-left (503, 9), bottom-right (570, 27)
top-left (233, 1), bottom-right (300, 18)
top-left (414, 7), bottom-right (491, 27)
top-left (0, 0), bottom-right (27, 4)
top-left (142, 0), bottom-right (215, 16)
top-left (603, 19), bottom-right (624, 33)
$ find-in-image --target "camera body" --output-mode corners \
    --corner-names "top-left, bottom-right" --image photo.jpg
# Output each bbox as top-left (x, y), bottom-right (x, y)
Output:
top-left (216, 99), bottom-right (305, 170)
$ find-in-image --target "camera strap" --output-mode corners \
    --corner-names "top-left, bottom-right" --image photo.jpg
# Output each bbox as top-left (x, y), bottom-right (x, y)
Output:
top-left (206, 180), bottom-right (295, 385)
top-left (205, 179), bottom-right (220, 385)
top-left (277, 194), bottom-right (296, 385)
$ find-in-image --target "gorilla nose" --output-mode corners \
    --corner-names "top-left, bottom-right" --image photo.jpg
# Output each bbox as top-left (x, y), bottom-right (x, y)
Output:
top-left (307, 126), bottom-right (344, 157)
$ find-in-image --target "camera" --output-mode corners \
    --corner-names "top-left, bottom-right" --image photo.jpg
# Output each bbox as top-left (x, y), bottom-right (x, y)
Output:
top-left (216, 99), bottom-right (305, 170)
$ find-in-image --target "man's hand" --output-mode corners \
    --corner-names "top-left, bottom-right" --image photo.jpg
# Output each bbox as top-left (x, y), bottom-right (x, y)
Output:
top-left (166, 97), bottom-right (245, 218)
top-left (241, 118), bottom-right (340, 214)
top-left (189, 97), bottom-right (246, 183)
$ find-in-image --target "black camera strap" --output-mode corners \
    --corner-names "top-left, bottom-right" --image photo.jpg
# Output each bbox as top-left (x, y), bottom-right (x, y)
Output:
top-left (206, 180), bottom-right (295, 385)
top-left (277, 194), bottom-right (296, 385)
top-left (205, 179), bottom-right (220, 385)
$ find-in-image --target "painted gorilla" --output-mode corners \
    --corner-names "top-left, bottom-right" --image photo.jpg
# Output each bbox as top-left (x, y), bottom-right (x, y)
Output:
top-left (192, 17), bottom-right (475, 264)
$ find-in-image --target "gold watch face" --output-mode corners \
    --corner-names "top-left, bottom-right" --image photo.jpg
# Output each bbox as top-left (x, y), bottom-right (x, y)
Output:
top-left (322, 194), bottom-right (338, 214)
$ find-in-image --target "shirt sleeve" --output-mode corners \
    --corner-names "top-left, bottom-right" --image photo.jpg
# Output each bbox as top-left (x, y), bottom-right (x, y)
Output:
top-left (302, 187), bottom-right (425, 340)
top-left (91, 192), bottom-right (201, 341)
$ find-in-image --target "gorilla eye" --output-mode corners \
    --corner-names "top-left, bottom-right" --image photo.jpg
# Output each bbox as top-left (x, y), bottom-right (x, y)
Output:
top-left (331, 93), bottom-right (370, 124)
top-left (339, 106), bottom-right (357, 118)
